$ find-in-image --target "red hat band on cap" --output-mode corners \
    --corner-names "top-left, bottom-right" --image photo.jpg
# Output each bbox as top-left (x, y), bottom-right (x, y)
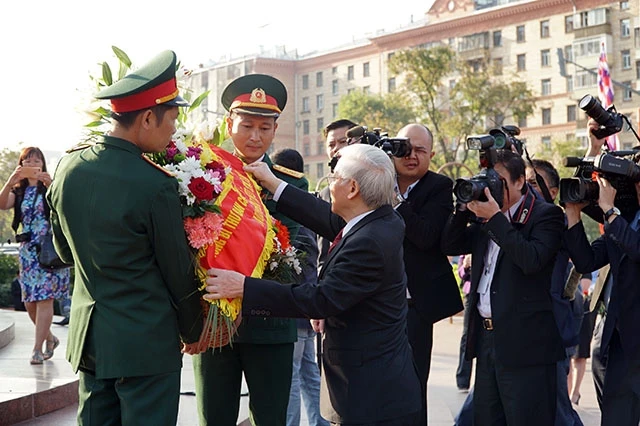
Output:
top-left (230, 89), bottom-right (281, 113)
top-left (110, 78), bottom-right (179, 113)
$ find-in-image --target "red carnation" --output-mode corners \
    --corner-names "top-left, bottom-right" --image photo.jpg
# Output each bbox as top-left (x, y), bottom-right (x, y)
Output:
top-left (188, 177), bottom-right (215, 201)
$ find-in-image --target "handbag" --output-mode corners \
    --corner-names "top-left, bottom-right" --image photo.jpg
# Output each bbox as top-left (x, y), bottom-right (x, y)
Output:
top-left (37, 232), bottom-right (69, 269)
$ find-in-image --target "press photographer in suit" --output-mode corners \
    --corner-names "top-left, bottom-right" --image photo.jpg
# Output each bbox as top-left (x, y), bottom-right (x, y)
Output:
top-left (204, 144), bottom-right (424, 425)
top-left (392, 124), bottom-right (462, 389)
top-left (442, 149), bottom-right (565, 425)
top-left (562, 121), bottom-right (640, 426)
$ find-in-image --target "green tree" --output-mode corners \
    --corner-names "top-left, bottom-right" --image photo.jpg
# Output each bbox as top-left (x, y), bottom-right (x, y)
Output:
top-left (388, 47), bottom-right (537, 179)
top-left (337, 91), bottom-right (415, 136)
top-left (0, 147), bottom-right (21, 243)
top-left (387, 46), bottom-right (456, 160)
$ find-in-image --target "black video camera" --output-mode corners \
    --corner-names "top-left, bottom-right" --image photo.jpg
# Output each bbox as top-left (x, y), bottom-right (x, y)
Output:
top-left (329, 126), bottom-right (412, 172)
top-left (559, 150), bottom-right (640, 205)
top-left (579, 94), bottom-right (624, 139)
top-left (453, 134), bottom-right (505, 209)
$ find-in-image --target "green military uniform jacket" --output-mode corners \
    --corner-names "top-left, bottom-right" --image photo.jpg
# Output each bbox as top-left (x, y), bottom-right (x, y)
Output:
top-left (234, 153), bottom-right (308, 344)
top-left (47, 136), bottom-right (203, 379)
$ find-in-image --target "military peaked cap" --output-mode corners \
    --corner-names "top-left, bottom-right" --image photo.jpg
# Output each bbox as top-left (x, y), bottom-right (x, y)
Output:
top-left (221, 74), bottom-right (287, 117)
top-left (95, 50), bottom-right (189, 113)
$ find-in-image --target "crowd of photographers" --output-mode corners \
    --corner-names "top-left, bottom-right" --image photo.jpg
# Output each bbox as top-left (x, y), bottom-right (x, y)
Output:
top-left (443, 98), bottom-right (640, 426)
top-left (314, 90), bottom-right (640, 426)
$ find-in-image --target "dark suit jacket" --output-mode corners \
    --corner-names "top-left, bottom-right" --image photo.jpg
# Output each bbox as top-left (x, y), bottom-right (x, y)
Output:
top-left (243, 185), bottom-right (423, 424)
top-left (442, 191), bottom-right (565, 367)
top-left (564, 213), bottom-right (640, 360)
top-left (396, 171), bottom-right (462, 323)
top-left (316, 185), bottom-right (332, 270)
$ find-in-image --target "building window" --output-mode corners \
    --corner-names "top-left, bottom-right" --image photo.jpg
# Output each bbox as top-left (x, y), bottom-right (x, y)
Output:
top-left (332, 103), bottom-right (338, 118)
top-left (493, 30), bottom-right (502, 47)
top-left (516, 25), bottom-right (525, 42)
top-left (518, 116), bottom-right (527, 128)
top-left (621, 19), bottom-right (631, 37)
top-left (316, 163), bottom-right (324, 179)
top-left (541, 79), bottom-right (551, 95)
top-left (347, 88), bottom-right (355, 94)
top-left (363, 86), bottom-right (370, 94)
top-left (623, 81), bottom-right (632, 101)
top-left (576, 9), bottom-right (608, 29)
top-left (317, 140), bottom-right (324, 155)
top-left (302, 120), bottom-right (310, 135)
top-left (541, 49), bottom-right (550, 67)
top-left (622, 50), bottom-right (631, 69)
top-left (493, 58), bottom-right (503, 75)
top-left (332, 66), bottom-right (338, 75)
top-left (317, 117), bottom-right (324, 133)
top-left (304, 164), bottom-right (310, 176)
top-left (517, 54), bottom-right (526, 71)
top-left (542, 108), bottom-right (551, 125)
top-left (575, 69), bottom-right (598, 88)
top-left (363, 62), bottom-right (370, 77)
top-left (540, 20), bottom-right (550, 38)
top-left (565, 15), bottom-right (574, 33)
top-left (388, 52), bottom-right (395, 61)
top-left (347, 65), bottom-right (354, 80)
top-left (636, 60), bottom-right (640, 79)
top-left (620, 0), bottom-right (629, 9)
top-left (567, 105), bottom-right (577, 122)
top-left (541, 136), bottom-right (551, 147)
top-left (636, 28), bottom-right (640, 49)
top-left (201, 72), bottom-right (209, 88)
top-left (388, 77), bottom-right (396, 92)
top-left (302, 75), bottom-right (309, 90)
top-left (316, 94), bottom-right (324, 111)
top-left (302, 97), bottom-right (310, 113)
top-left (564, 45), bottom-right (574, 62)
top-left (566, 75), bottom-right (574, 92)
top-left (316, 71), bottom-right (323, 87)
top-left (303, 143), bottom-right (310, 156)
top-left (332, 80), bottom-right (339, 95)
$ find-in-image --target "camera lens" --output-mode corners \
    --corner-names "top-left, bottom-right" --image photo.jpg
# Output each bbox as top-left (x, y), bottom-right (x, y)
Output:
top-left (454, 179), bottom-right (486, 203)
top-left (493, 134), bottom-right (507, 149)
top-left (579, 94), bottom-right (611, 126)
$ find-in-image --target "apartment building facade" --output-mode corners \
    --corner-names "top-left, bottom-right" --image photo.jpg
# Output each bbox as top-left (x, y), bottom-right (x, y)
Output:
top-left (187, 0), bottom-right (640, 184)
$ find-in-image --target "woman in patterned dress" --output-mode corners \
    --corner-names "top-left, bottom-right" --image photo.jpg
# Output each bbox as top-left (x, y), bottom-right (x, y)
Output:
top-left (0, 147), bottom-right (70, 364)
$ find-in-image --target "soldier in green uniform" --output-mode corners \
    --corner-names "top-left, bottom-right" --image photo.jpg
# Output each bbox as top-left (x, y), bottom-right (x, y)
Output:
top-left (192, 74), bottom-right (308, 426)
top-left (47, 50), bottom-right (204, 426)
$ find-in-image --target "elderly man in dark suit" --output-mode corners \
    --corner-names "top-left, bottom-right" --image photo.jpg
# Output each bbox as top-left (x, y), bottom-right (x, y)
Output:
top-left (442, 149), bottom-right (565, 426)
top-left (205, 143), bottom-right (424, 426)
top-left (393, 124), bottom-right (463, 393)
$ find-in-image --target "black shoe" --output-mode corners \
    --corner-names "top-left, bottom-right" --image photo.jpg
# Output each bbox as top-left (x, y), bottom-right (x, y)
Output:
top-left (54, 317), bottom-right (69, 326)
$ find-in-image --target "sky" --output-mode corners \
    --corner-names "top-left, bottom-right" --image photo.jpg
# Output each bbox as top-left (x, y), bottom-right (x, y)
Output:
top-left (1, 0), bottom-right (432, 155)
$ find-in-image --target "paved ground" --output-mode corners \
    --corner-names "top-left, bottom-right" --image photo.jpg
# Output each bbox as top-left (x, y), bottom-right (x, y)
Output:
top-left (4, 310), bottom-right (602, 425)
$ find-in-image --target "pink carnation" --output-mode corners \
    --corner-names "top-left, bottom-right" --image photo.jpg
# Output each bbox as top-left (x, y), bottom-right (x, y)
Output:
top-left (184, 211), bottom-right (224, 249)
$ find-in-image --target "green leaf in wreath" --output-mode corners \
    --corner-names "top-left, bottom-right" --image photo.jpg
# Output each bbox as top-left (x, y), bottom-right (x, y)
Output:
top-left (101, 62), bottom-right (113, 86)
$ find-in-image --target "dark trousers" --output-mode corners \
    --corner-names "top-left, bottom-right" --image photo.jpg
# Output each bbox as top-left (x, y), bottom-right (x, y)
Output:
top-left (330, 409), bottom-right (425, 426)
top-left (193, 342), bottom-right (293, 426)
top-left (474, 327), bottom-right (557, 426)
top-left (456, 296), bottom-right (473, 389)
top-left (601, 329), bottom-right (640, 426)
top-left (591, 314), bottom-right (608, 409)
top-left (407, 304), bottom-right (434, 385)
top-left (77, 370), bottom-right (180, 426)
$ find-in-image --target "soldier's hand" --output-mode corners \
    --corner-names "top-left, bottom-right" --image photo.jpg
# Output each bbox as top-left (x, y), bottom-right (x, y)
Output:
top-left (244, 162), bottom-right (282, 193)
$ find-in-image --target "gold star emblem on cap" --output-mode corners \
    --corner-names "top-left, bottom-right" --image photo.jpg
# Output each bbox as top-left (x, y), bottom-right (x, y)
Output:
top-left (250, 88), bottom-right (266, 104)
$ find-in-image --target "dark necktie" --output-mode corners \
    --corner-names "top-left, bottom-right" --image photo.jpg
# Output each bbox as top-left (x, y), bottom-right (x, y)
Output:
top-left (328, 229), bottom-right (344, 254)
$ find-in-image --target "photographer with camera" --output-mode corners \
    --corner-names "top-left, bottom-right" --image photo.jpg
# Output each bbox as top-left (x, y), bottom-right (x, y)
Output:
top-left (443, 148), bottom-right (565, 425)
top-left (392, 124), bottom-right (463, 399)
top-left (563, 119), bottom-right (640, 426)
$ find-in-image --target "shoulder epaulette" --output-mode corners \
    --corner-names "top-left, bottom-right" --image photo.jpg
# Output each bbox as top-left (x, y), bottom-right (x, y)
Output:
top-left (141, 155), bottom-right (175, 177)
top-left (272, 164), bottom-right (305, 179)
top-left (65, 142), bottom-right (94, 153)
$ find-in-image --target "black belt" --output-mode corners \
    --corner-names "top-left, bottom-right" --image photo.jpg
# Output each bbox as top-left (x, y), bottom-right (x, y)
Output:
top-left (481, 318), bottom-right (494, 331)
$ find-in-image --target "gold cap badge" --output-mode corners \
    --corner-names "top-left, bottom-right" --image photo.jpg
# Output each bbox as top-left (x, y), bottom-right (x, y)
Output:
top-left (249, 88), bottom-right (267, 104)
